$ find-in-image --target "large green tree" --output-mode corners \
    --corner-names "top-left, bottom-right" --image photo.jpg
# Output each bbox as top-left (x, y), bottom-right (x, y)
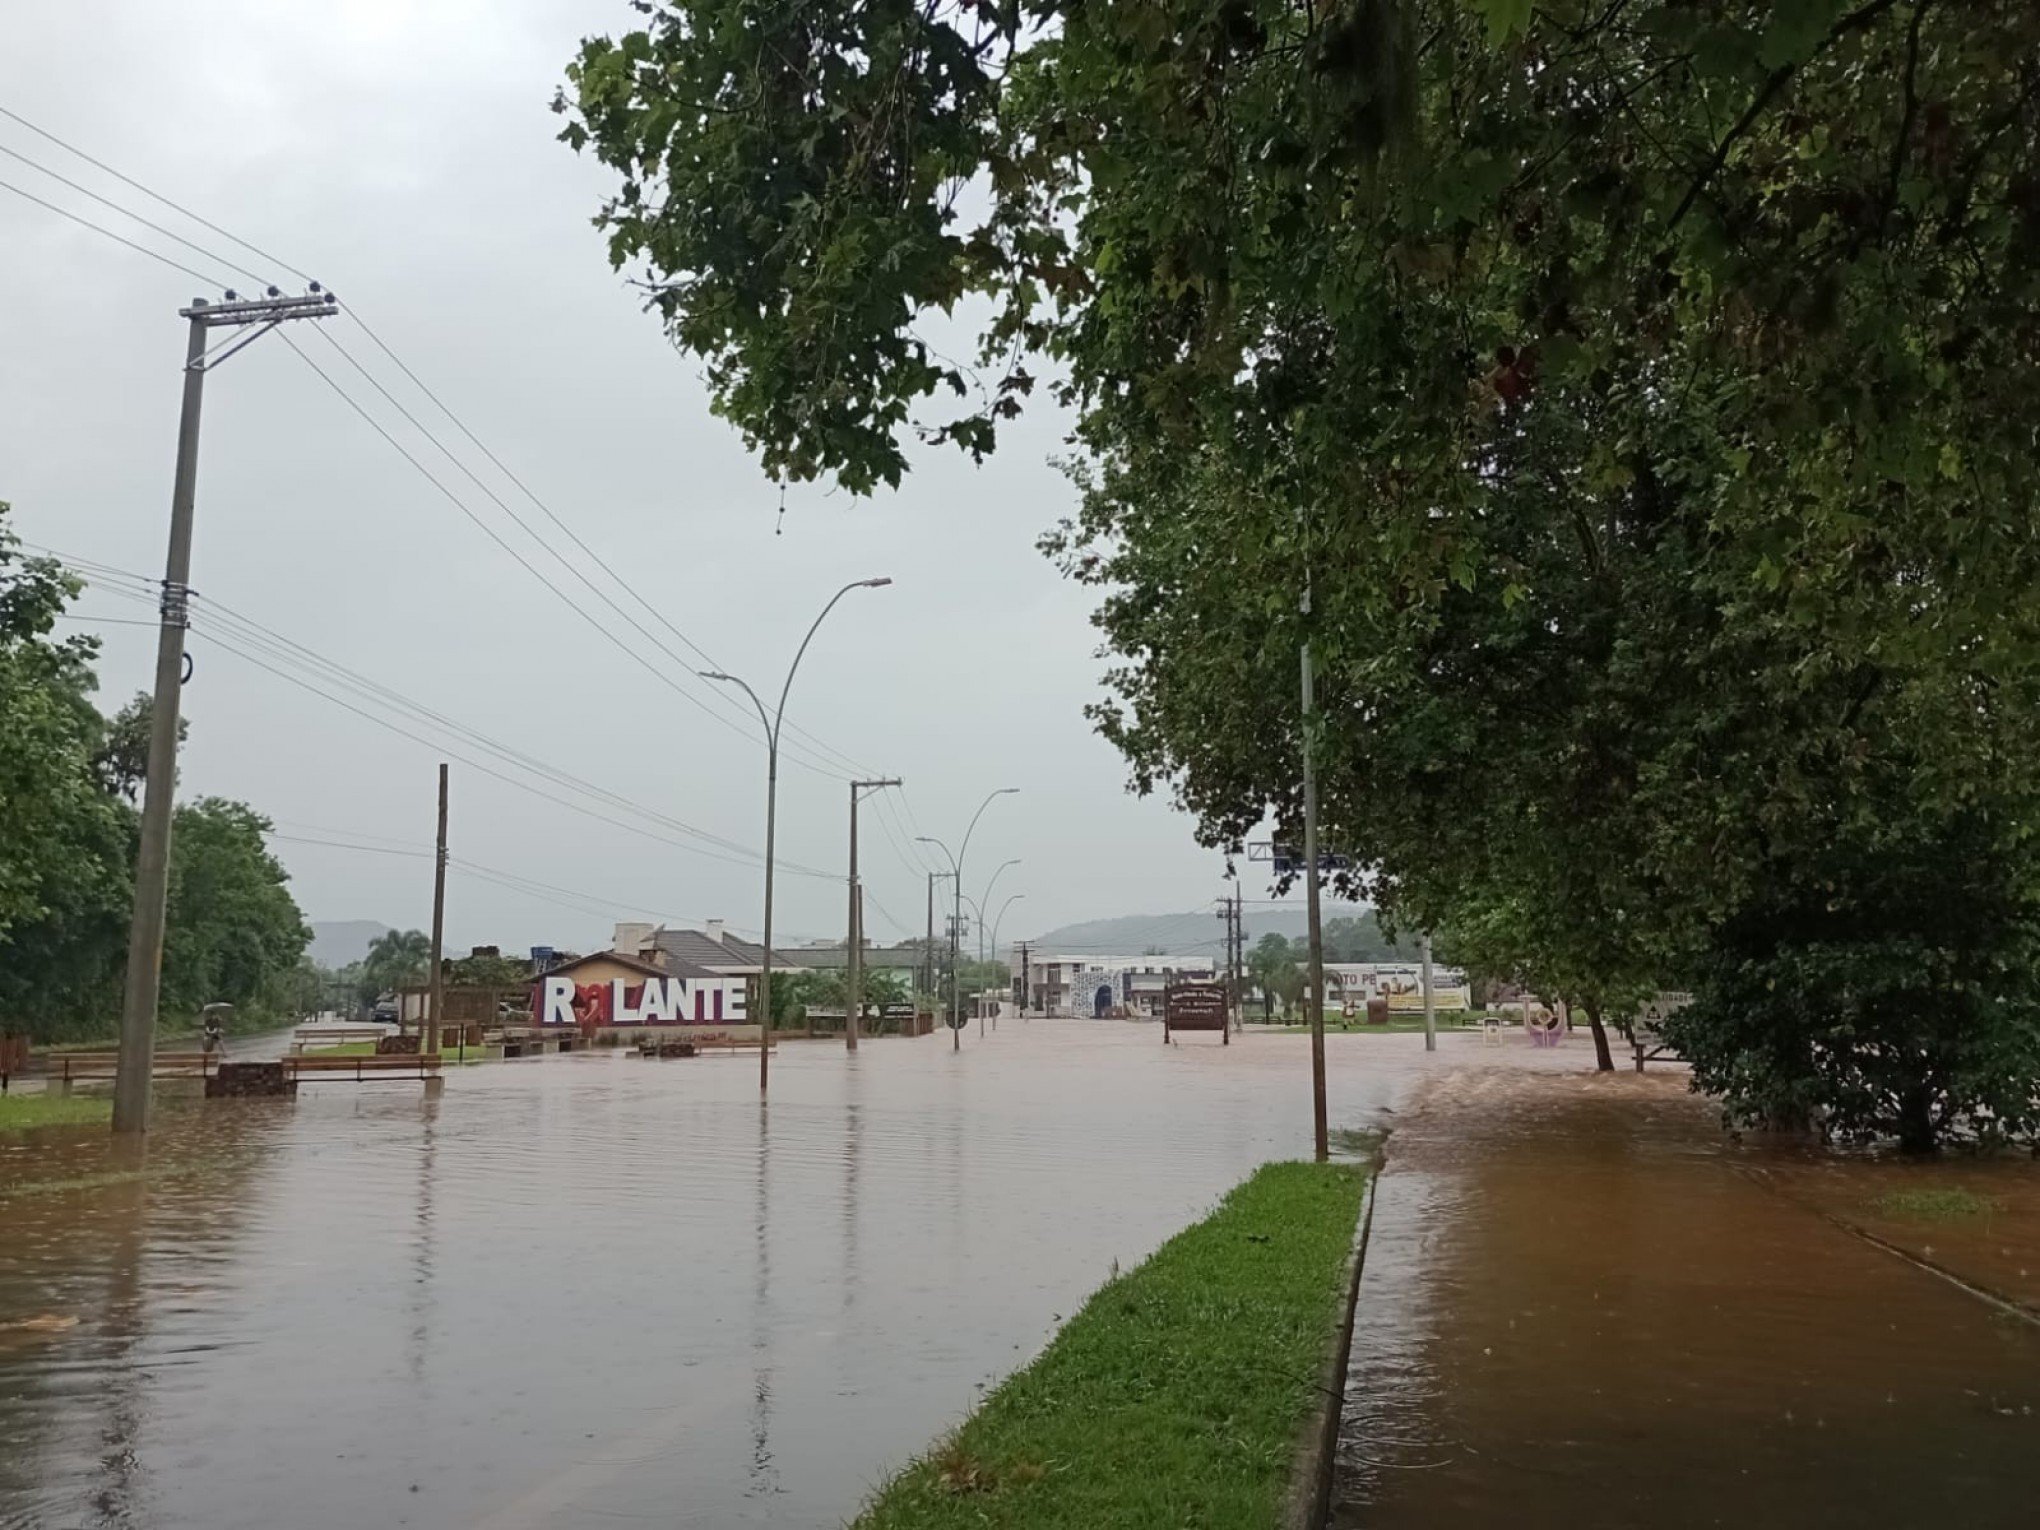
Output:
top-left (561, 1), bottom-right (2040, 1144)
top-left (0, 505), bottom-right (311, 1041)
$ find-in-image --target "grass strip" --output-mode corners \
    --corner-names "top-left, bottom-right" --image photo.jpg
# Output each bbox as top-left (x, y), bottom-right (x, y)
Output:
top-left (854, 1160), bottom-right (1367, 1530)
top-left (1872, 1186), bottom-right (2003, 1221)
top-left (0, 1093), bottom-right (113, 1134)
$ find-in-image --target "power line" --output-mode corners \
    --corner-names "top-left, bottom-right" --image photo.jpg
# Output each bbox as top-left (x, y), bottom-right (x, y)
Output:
top-left (0, 104), bottom-right (874, 783)
top-left (0, 102), bottom-right (315, 282)
top-left (339, 304), bottom-right (885, 782)
top-left (304, 322), bottom-right (830, 771)
top-left (0, 139), bottom-right (272, 288)
top-left (0, 172), bottom-right (229, 288)
top-left (191, 624), bottom-right (839, 881)
top-left (32, 543), bottom-right (811, 870)
top-left (277, 330), bottom-right (859, 784)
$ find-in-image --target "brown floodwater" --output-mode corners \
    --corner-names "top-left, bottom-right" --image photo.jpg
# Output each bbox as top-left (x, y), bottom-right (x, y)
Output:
top-left (0, 1021), bottom-right (1474, 1529)
top-left (1332, 1068), bottom-right (2040, 1530)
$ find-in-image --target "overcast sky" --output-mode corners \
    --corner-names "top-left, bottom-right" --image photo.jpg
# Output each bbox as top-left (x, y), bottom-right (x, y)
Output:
top-left (0, 1), bottom-right (1261, 960)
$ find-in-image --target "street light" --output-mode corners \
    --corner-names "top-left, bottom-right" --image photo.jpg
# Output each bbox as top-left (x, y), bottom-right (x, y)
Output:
top-left (916, 786), bottom-right (1018, 1051)
top-left (975, 858), bottom-right (1022, 1035)
top-left (990, 893), bottom-right (1025, 1024)
top-left (702, 575), bottom-right (891, 1094)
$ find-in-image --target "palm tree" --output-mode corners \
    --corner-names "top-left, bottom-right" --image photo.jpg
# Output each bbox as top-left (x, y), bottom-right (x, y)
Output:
top-left (363, 928), bottom-right (432, 998)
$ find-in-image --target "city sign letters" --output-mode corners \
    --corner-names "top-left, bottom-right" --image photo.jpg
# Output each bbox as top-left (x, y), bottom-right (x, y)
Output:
top-left (536, 973), bottom-right (749, 1028)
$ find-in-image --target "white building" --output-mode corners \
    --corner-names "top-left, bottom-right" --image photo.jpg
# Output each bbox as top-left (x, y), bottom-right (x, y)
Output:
top-left (1023, 954), bottom-right (1219, 1018)
top-left (1320, 961), bottom-right (1472, 1012)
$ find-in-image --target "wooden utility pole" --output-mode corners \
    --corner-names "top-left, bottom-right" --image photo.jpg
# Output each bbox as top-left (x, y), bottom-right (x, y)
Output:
top-left (428, 763), bottom-right (448, 1055)
top-left (113, 289), bottom-right (336, 1136)
top-left (846, 778), bottom-right (901, 1051)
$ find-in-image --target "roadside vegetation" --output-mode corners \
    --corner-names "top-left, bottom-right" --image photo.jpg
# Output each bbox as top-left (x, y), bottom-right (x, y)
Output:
top-left (0, 506), bottom-right (312, 1048)
top-left (0, 1093), bottom-right (112, 1134)
top-left (853, 1161), bottom-right (1365, 1529)
top-left (1871, 1188), bottom-right (2003, 1223)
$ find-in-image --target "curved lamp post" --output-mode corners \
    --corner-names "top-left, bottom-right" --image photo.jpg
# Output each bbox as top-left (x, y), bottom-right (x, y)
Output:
top-left (989, 892), bottom-right (1025, 1023)
top-left (916, 786), bottom-right (1018, 1051)
top-left (974, 859), bottom-right (1022, 1034)
top-left (703, 575), bottom-right (891, 1094)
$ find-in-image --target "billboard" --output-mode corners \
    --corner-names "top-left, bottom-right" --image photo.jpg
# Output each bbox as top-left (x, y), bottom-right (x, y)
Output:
top-left (535, 974), bottom-right (749, 1028)
top-left (1164, 982), bottom-right (1229, 1043)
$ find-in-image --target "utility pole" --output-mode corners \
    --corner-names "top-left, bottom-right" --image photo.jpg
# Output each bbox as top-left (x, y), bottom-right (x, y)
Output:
top-left (846, 778), bottom-right (901, 1052)
top-left (1420, 932), bottom-right (1436, 1053)
top-left (924, 872), bottom-right (936, 1008)
top-left (113, 288), bottom-right (337, 1136)
top-left (1015, 940), bottom-right (1032, 1018)
top-left (1302, 635), bottom-right (1329, 1163)
top-left (428, 763), bottom-right (448, 1055)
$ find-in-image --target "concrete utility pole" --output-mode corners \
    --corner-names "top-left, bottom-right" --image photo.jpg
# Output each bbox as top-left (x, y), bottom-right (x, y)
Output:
top-left (924, 872), bottom-right (936, 1004)
top-left (845, 777), bottom-right (901, 1051)
top-left (428, 763), bottom-right (448, 1055)
top-left (113, 288), bottom-right (337, 1136)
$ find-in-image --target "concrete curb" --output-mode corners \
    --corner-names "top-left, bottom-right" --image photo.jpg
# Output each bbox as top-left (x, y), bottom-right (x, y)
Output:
top-left (1280, 1173), bottom-right (1379, 1530)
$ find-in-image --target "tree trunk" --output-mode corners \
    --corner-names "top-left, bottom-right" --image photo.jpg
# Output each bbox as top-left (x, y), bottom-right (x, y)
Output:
top-left (1584, 999), bottom-right (1615, 1072)
top-left (1897, 1084), bottom-right (1939, 1155)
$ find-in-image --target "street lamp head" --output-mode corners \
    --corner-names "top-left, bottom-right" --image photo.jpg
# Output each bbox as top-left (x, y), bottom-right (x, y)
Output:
top-left (700, 670), bottom-right (732, 682)
top-left (996, 787), bottom-right (1019, 796)
top-left (859, 577), bottom-right (894, 589)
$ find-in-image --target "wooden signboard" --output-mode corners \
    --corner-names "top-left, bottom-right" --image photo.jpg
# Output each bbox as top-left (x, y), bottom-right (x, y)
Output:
top-left (1164, 983), bottom-right (1229, 1044)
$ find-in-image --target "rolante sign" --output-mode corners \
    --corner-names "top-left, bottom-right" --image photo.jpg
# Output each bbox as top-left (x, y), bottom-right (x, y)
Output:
top-left (536, 974), bottom-right (749, 1027)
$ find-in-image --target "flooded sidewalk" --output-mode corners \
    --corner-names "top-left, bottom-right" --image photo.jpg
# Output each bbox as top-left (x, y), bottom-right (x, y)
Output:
top-left (1333, 1069), bottom-right (2040, 1529)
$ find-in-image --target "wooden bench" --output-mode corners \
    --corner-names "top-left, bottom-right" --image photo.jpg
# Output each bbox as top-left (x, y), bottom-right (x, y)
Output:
top-left (1631, 1024), bottom-right (1681, 1072)
top-left (283, 1053), bottom-right (444, 1083)
top-left (45, 1051), bottom-right (215, 1088)
top-left (291, 1025), bottom-right (387, 1053)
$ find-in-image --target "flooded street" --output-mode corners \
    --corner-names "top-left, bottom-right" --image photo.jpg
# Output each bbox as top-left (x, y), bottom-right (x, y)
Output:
top-left (1333, 1069), bottom-right (2040, 1529)
top-left (1, 1022), bottom-right (1452, 1529)
top-left (9, 1026), bottom-right (2034, 1528)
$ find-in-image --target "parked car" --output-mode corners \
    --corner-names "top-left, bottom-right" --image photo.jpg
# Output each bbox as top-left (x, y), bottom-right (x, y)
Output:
top-left (371, 998), bottom-right (399, 1024)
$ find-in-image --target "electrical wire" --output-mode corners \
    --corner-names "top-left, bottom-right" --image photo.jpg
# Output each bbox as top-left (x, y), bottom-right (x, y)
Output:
top-left (0, 103), bottom-right (314, 281)
top-left (0, 140), bottom-right (271, 288)
top-left (30, 542), bottom-right (815, 871)
top-left (0, 103), bottom-right (880, 785)
top-left (0, 171), bottom-right (229, 288)
top-left (339, 304), bottom-right (887, 782)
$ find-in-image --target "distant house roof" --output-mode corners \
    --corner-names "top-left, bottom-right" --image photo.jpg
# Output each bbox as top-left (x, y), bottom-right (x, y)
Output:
top-left (537, 949), bottom-right (676, 981)
top-left (652, 927), bottom-right (806, 974)
top-left (542, 946), bottom-right (726, 983)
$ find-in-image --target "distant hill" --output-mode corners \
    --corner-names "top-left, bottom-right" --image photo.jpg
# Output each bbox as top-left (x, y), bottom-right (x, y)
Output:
top-left (308, 920), bottom-right (391, 968)
top-left (1024, 903), bottom-right (1411, 960)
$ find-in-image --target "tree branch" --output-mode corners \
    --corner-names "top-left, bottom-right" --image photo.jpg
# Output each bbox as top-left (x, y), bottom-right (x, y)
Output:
top-left (1667, 0), bottom-right (1905, 233)
top-left (1882, 0), bottom-right (1931, 231)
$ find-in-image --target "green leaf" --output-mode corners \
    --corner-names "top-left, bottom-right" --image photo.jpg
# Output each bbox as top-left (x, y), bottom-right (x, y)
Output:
top-left (1477, 0), bottom-right (1534, 46)
top-left (1758, 0), bottom-right (1844, 70)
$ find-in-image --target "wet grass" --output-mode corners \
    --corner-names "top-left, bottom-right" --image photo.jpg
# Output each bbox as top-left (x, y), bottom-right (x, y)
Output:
top-left (1871, 1187), bottom-right (2003, 1222)
top-left (0, 1094), bottom-right (112, 1134)
top-left (853, 1160), bottom-right (1368, 1530)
